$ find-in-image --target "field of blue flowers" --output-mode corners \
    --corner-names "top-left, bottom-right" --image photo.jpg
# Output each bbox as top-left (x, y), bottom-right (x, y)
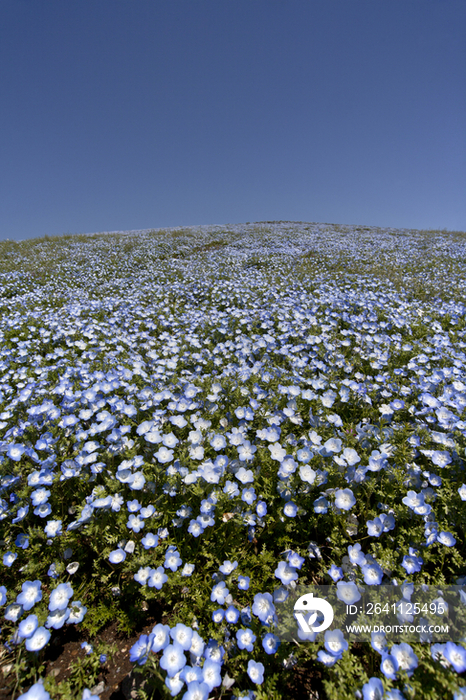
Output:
top-left (1, 221), bottom-right (466, 700)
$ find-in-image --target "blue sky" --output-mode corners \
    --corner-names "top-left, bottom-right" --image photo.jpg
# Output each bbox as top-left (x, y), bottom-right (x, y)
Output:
top-left (2, 0), bottom-right (465, 241)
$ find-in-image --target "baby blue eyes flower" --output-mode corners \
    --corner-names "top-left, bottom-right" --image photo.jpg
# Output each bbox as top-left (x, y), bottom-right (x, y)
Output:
top-left (16, 581), bottom-right (43, 611)
top-left (241, 487), bottom-right (256, 505)
top-left (49, 583), bottom-right (73, 611)
top-left (160, 642), bottom-right (187, 677)
top-left (287, 551), bottom-right (305, 569)
top-left (443, 642), bottom-right (466, 673)
top-left (252, 593), bottom-right (276, 624)
top-left (170, 623), bottom-right (193, 651)
top-left (188, 520), bottom-right (204, 537)
top-left (7, 444), bottom-right (25, 461)
top-left (247, 659), bottom-right (264, 684)
top-left (437, 531), bottom-right (456, 547)
top-left (317, 649), bottom-right (341, 666)
top-left (181, 563), bottom-right (195, 576)
top-left (361, 562), bottom-right (384, 585)
top-left (328, 564), bottom-right (343, 582)
top-left (390, 642), bottom-right (418, 676)
top-left (256, 500), bottom-right (267, 517)
top-left (225, 605), bottom-right (240, 624)
top-left (236, 628), bottom-right (256, 652)
top-left (458, 484), bottom-right (466, 500)
top-left (324, 629), bottom-right (348, 655)
top-left (219, 560), bottom-right (238, 575)
top-left (283, 501), bottom-right (297, 517)
top-left (348, 543), bottom-right (366, 566)
top-left (129, 633), bottom-right (156, 666)
top-left (186, 681), bottom-right (212, 700)
top-left (274, 561), bottom-right (298, 585)
top-left (109, 549), bottom-right (126, 564)
top-left (380, 652), bottom-right (399, 680)
top-left (212, 609), bottom-right (224, 623)
top-left (202, 659), bottom-right (222, 692)
top-left (141, 532), bottom-right (159, 549)
top-left (334, 488), bottom-right (356, 511)
top-left (25, 627), bottom-right (51, 652)
top-left (15, 533), bottom-right (29, 549)
top-left (362, 677), bottom-right (384, 700)
top-left (262, 632), bottom-right (280, 655)
top-left (151, 623), bottom-right (171, 653)
top-left (30, 488), bottom-right (51, 506)
top-left (211, 581), bottom-right (229, 604)
top-left (336, 581), bottom-right (361, 605)
top-left (237, 575), bottom-right (250, 591)
top-left (313, 496), bottom-right (329, 513)
top-left (3, 551), bottom-right (17, 567)
top-left (126, 514), bottom-right (145, 533)
top-left (44, 520), bottom-right (62, 538)
top-left (148, 566), bottom-right (168, 589)
top-left (17, 681), bottom-right (51, 700)
top-left (164, 549), bottom-right (182, 572)
top-left (367, 517), bottom-right (383, 537)
top-left (401, 553), bottom-right (423, 574)
top-left (0, 586), bottom-right (7, 606)
top-left (18, 614), bottom-right (39, 640)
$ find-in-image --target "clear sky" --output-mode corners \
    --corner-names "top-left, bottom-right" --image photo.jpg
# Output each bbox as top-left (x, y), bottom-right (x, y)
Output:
top-left (2, 0), bottom-right (465, 241)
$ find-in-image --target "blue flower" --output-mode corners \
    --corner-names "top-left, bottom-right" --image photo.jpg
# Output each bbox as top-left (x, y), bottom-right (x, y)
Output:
top-left (334, 488), bottom-right (356, 511)
top-left (367, 517), bottom-right (383, 537)
top-left (182, 681), bottom-right (210, 700)
top-left (211, 581), bottom-right (229, 604)
top-left (328, 564), bottom-right (343, 582)
top-left (274, 561), bottom-right (298, 585)
top-left (380, 652), bottom-right (399, 680)
top-left (160, 642), bottom-right (187, 677)
top-left (236, 627), bottom-right (256, 652)
top-left (3, 552), bottom-right (17, 567)
top-left (437, 531), bottom-right (456, 547)
top-left (252, 593), bottom-right (276, 624)
top-left (15, 533), bottom-right (30, 549)
top-left (224, 605), bottom-right (240, 624)
top-left (336, 581), bottom-right (361, 605)
top-left (401, 553), bottom-right (423, 574)
top-left (256, 500), bottom-right (267, 517)
top-left (317, 649), bottom-right (341, 666)
top-left (444, 642), bottom-right (466, 673)
top-left (202, 659), bottom-right (222, 691)
top-left (170, 623), bottom-right (193, 651)
top-left (164, 548), bottom-right (182, 572)
top-left (108, 549), bottom-right (126, 564)
top-left (16, 581), bottom-right (43, 611)
top-left (18, 614), bottom-right (39, 640)
top-left (219, 560), bottom-right (238, 575)
top-left (324, 629), bottom-right (348, 656)
top-left (49, 583), bottom-right (73, 611)
top-left (361, 562), bottom-right (384, 585)
top-left (151, 623), bottom-right (171, 653)
top-left (247, 659), bottom-right (264, 684)
top-left (262, 632), bottom-right (281, 655)
top-left (362, 677), bottom-right (384, 700)
top-left (25, 626), bottom-right (51, 652)
top-left (212, 609), bottom-right (224, 624)
top-left (390, 642), bottom-right (418, 676)
top-left (141, 532), bottom-right (159, 549)
top-left (129, 633), bottom-right (156, 666)
top-left (147, 566), bottom-right (168, 590)
top-left (283, 501), bottom-right (298, 517)
top-left (237, 575), bottom-right (250, 591)
top-left (17, 681), bottom-right (51, 700)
